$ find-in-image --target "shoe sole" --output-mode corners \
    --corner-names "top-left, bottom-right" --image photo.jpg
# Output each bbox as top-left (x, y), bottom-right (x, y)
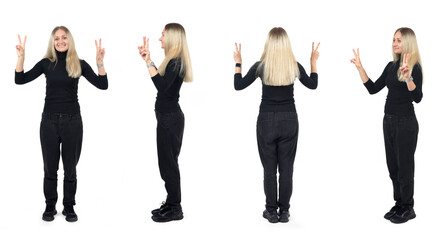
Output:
top-left (42, 210), bottom-right (57, 222)
top-left (151, 214), bottom-right (184, 223)
top-left (390, 214), bottom-right (416, 224)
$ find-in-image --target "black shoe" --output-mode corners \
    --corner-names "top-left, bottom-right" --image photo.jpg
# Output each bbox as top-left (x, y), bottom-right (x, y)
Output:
top-left (62, 205), bottom-right (78, 222)
top-left (151, 205), bottom-right (183, 222)
top-left (384, 205), bottom-right (401, 220)
top-left (279, 210), bottom-right (290, 223)
top-left (390, 206), bottom-right (416, 224)
top-left (263, 210), bottom-right (278, 223)
top-left (151, 202), bottom-right (168, 216)
top-left (42, 205), bottom-right (57, 222)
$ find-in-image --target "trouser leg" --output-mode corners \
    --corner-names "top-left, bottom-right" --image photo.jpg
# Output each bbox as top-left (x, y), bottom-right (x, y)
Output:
top-left (60, 114), bottom-right (83, 206)
top-left (383, 115), bottom-right (401, 206)
top-left (156, 110), bottom-right (184, 206)
top-left (257, 112), bottom-right (278, 211)
top-left (396, 115), bottom-right (418, 207)
top-left (40, 115), bottom-right (61, 206)
top-left (277, 112), bottom-right (298, 211)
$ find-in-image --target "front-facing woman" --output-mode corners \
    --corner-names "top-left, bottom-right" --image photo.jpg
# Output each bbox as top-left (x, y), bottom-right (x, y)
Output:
top-left (15, 26), bottom-right (108, 222)
top-left (138, 23), bottom-right (192, 223)
top-left (234, 27), bottom-right (319, 223)
top-left (351, 27), bottom-right (422, 224)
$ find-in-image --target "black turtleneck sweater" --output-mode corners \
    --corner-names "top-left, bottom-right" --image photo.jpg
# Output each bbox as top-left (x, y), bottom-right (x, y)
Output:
top-left (364, 61), bottom-right (423, 116)
top-left (151, 58), bottom-right (184, 113)
top-left (15, 51), bottom-right (108, 114)
top-left (234, 61), bottom-right (318, 112)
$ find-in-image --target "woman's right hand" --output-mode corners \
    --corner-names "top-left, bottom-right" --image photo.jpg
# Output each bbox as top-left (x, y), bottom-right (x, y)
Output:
top-left (350, 48), bottom-right (363, 70)
top-left (16, 34), bottom-right (26, 58)
top-left (233, 43), bottom-right (242, 64)
top-left (351, 48), bottom-right (369, 83)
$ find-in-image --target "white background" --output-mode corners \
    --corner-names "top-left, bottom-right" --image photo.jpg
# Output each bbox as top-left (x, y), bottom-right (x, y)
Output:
top-left (0, 0), bottom-right (441, 239)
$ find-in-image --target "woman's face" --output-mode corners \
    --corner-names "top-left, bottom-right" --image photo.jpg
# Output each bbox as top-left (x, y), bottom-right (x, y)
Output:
top-left (54, 29), bottom-right (69, 52)
top-left (393, 31), bottom-right (402, 54)
top-left (159, 28), bottom-right (165, 49)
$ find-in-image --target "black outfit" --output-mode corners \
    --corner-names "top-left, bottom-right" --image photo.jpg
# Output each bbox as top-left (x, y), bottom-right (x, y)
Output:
top-left (364, 61), bottom-right (422, 208)
top-left (15, 51), bottom-right (108, 207)
top-left (151, 58), bottom-right (185, 208)
top-left (234, 61), bottom-right (318, 212)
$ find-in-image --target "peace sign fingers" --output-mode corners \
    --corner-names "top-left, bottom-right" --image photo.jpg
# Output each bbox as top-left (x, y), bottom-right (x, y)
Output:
top-left (352, 48), bottom-right (359, 58)
top-left (95, 38), bottom-right (102, 51)
top-left (312, 42), bottom-right (320, 51)
top-left (16, 34), bottom-right (27, 58)
top-left (311, 42), bottom-right (320, 62)
top-left (95, 38), bottom-right (105, 64)
top-left (139, 36), bottom-right (151, 63)
top-left (233, 42), bottom-right (242, 64)
top-left (351, 48), bottom-right (362, 69)
top-left (400, 53), bottom-right (411, 79)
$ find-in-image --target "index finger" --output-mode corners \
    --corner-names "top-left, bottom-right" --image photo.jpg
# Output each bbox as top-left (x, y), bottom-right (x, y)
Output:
top-left (315, 42), bottom-right (320, 51)
top-left (18, 34), bottom-right (22, 45)
top-left (143, 36), bottom-right (146, 49)
top-left (95, 39), bottom-right (98, 49)
top-left (238, 43), bottom-right (241, 53)
top-left (146, 38), bottom-right (149, 50)
top-left (23, 35), bottom-right (27, 46)
top-left (312, 42), bottom-right (314, 51)
top-left (99, 38), bottom-right (102, 49)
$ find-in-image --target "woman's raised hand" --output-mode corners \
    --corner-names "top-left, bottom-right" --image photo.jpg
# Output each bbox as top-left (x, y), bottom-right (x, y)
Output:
top-left (400, 53), bottom-right (411, 79)
top-left (95, 38), bottom-right (105, 64)
top-left (350, 48), bottom-right (363, 70)
top-left (233, 43), bottom-right (242, 64)
top-left (311, 42), bottom-right (320, 62)
top-left (138, 36), bottom-right (151, 63)
top-left (16, 34), bottom-right (26, 58)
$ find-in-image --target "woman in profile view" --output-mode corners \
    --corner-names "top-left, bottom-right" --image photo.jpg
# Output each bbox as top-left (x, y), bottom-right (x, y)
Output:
top-left (138, 23), bottom-right (192, 223)
top-left (233, 27), bottom-right (319, 223)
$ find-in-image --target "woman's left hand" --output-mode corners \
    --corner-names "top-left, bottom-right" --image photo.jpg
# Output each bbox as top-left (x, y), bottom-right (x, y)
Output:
top-left (400, 53), bottom-right (411, 79)
top-left (95, 38), bottom-right (105, 64)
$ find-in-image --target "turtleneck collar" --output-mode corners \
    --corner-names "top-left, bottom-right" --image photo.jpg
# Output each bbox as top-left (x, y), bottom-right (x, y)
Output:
top-left (56, 50), bottom-right (68, 60)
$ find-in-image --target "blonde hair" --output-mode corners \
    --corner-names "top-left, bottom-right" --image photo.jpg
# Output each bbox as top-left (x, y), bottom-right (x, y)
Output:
top-left (158, 23), bottom-right (193, 82)
top-left (44, 26), bottom-right (81, 78)
top-left (393, 27), bottom-right (423, 82)
top-left (258, 27), bottom-right (299, 86)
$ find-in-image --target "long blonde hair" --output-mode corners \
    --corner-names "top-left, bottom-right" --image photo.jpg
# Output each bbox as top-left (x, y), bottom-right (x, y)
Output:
top-left (158, 23), bottom-right (193, 82)
top-left (44, 26), bottom-right (81, 78)
top-left (393, 27), bottom-right (423, 82)
top-left (258, 27), bottom-right (299, 86)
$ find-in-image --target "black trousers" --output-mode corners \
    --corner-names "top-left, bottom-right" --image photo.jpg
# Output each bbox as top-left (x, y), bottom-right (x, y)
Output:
top-left (40, 113), bottom-right (83, 207)
top-left (155, 110), bottom-right (184, 207)
top-left (256, 112), bottom-right (299, 211)
top-left (383, 114), bottom-right (418, 207)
